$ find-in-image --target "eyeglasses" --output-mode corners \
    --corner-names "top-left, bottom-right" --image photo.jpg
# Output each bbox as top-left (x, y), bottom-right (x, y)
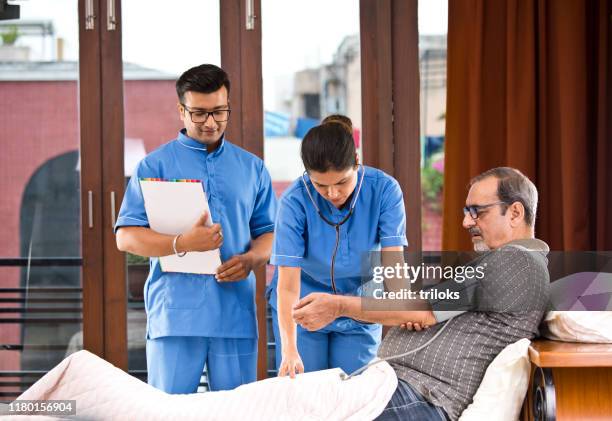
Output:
top-left (181, 104), bottom-right (231, 123)
top-left (463, 201), bottom-right (506, 220)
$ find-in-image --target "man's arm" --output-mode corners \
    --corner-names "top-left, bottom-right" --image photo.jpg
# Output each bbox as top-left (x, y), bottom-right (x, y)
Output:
top-left (216, 232), bottom-right (273, 281)
top-left (216, 161), bottom-right (277, 282)
top-left (116, 211), bottom-right (222, 257)
top-left (247, 231), bottom-right (274, 266)
top-left (292, 293), bottom-right (436, 331)
top-left (338, 295), bottom-right (436, 326)
top-left (290, 245), bottom-right (435, 330)
top-left (116, 226), bottom-right (177, 257)
top-left (380, 246), bottom-right (410, 293)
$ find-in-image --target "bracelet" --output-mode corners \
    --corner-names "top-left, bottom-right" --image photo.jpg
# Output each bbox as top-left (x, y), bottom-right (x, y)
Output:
top-left (172, 234), bottom-right (187, 257)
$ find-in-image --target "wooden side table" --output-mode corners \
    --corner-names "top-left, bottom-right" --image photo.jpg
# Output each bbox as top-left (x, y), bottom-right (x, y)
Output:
top-left (522, 340), bottom-right (612, 420)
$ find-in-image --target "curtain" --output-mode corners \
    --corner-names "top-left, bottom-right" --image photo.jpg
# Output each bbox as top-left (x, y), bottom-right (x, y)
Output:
top-left (442, 0), bottom-right (611, 251)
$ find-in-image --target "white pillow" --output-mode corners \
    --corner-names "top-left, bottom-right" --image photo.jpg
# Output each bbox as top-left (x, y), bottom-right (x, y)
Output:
top-left (541, 311), bottom-right (612, 343)
top-left (459, 338), bottom-right (531, 421)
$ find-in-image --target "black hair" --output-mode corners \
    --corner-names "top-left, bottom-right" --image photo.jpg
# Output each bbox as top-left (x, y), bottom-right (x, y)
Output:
top-left (322, 114), bottom-right (353, 134)
top-left (301, 123), bottom-right (357, 173)
top-left (175, 64), bottom-right (231, 103)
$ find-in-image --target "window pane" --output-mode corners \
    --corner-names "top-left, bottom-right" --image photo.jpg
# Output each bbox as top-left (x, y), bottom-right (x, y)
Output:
top-left (419, 0), bottom-right (447, 251)
top-left (0, 1), bottom-right (82, 402)
top-left (262, 0), bottom-right (361, 376)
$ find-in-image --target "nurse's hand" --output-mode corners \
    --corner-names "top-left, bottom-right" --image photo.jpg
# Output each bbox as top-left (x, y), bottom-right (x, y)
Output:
top-left (278, 349), bottom-right (304, 379)
top-left (215, 253), bottom-right (254, 282)
top-left (292, 293), bottom-right (341, 331)
top-left (180, 212), bottom-right (223, 252)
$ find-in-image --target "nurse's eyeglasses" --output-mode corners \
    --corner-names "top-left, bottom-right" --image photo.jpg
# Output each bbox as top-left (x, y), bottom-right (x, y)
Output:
top-left (462, 201), bottom-right (506, 220)
top-left (181, 104), bottom-right (231, 123)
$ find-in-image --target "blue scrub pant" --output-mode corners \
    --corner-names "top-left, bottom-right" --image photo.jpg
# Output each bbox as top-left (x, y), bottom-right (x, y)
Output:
top-left (146, 336), bottom-right (257, 394)
top-left (271, 308), bottom-right (381, 375)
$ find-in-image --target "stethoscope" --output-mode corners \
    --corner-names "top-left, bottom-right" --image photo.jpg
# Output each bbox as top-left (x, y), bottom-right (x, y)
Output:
top-left (340, 315), bottom-right (457, 381)
top-left (301, 164), bottom-right (456, 382)
top-left (301, 164), bottom-right (365, 294)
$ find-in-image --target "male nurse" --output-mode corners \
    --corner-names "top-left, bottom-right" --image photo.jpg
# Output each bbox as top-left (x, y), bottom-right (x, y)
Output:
top-left (115, 64), bottom-right (277, 394)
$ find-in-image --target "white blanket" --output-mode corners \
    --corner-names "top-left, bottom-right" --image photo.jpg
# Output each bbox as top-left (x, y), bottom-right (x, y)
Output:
top-left (10, 350), bottom-right (397, 420)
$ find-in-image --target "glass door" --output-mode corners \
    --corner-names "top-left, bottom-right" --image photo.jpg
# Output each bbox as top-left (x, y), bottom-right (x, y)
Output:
top-left (119, 0), bottom-right (221, 387)
top-left (261, 0), bottom-right (361, 376)
top-left (0, 0), bottom-right (92, 402)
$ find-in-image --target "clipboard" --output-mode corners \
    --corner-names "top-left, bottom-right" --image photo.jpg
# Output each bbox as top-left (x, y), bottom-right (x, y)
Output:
top-left (139, 178), bottom-right (222, 274)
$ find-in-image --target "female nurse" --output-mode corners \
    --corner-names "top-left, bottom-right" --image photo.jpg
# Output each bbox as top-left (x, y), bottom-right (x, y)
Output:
top-left (268, 117), bottom-right (408, 377)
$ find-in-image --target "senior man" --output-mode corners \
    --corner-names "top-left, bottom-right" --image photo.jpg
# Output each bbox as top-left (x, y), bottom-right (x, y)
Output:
top-left (290, 167), bottom-right (550, 421)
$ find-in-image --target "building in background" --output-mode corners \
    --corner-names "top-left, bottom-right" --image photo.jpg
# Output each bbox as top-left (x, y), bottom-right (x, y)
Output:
top-left (281, 34), bottom-right (446, 142)
top-left (419, 34), bottom-right (447, 139)
top-left (277, 33), bottom-right (447, 251)
top-left (286, 34), bottom-right (361, 140)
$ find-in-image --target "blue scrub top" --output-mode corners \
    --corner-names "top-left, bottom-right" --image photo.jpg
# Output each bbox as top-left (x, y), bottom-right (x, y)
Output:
top-left (268, 165), bottom-right (408, 319)
top-left (115, 130), bottom-right (277, 339)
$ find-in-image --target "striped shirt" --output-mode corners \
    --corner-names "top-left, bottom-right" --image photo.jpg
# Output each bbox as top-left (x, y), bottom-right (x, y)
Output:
top-left (378, 239), bottom-right (550, 420)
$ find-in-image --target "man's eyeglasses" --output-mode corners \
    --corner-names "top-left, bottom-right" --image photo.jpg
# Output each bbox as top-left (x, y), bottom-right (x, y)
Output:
top-left (181, 104), bottom-right (231, 123)
top-left (463, 201), bottom-right (506, 220)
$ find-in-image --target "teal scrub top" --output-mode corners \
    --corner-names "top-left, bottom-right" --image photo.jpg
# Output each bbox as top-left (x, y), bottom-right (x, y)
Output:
top-left (268, 165), bottom-right (408, 322)
top-left (115, 130), bottom-right (277, 339)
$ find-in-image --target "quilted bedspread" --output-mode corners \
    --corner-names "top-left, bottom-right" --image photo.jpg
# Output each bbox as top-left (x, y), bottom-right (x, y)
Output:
top-left (9, 350), bottom-right (397, 420)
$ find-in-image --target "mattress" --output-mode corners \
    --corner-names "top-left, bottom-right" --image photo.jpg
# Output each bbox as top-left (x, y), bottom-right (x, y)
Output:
top-left (6, 350), bottom-right (397, 420)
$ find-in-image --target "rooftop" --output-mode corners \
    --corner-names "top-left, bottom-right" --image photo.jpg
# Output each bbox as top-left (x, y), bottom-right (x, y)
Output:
top-left (0, 60), bottom-right (176, 81)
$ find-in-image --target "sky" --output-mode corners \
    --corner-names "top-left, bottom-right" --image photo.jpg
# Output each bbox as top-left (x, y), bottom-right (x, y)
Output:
top-left (11, 0), bottom-right (447, 107)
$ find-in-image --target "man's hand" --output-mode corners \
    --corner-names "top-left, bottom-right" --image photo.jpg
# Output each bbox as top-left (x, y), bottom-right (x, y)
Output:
top-left (292, 293), bottom-right (342, 331)
top-left (179, 212), bottom-right (223, 252)
top-left (216, 253), bottom-right (254, 282)
top-left (400, 321), bottom-right (430, 331)
top-left (399, 311), bottom-right (437, 330)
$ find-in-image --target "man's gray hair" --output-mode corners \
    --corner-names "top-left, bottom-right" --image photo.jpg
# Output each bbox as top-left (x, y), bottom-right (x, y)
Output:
top-left (469, 167), bottom-right (538, 227)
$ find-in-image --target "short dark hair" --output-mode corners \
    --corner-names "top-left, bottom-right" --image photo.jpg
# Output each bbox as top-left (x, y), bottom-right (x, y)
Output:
top-left (176, 64), bottom-right (230, 103)
top-left (301, 123), bottom-right (357, 173)
top-left (470, 167), bottom-right (538, 226)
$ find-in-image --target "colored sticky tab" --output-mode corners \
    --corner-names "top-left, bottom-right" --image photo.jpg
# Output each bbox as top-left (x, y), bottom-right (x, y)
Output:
top-left (139, 178), bottom-right (201, 183)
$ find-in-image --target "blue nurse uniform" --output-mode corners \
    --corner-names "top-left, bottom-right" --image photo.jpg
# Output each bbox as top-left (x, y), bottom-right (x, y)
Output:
top-left (268, 165), bottom-right (407, 374)
top-left (115, 130), bottom-right (277, 393)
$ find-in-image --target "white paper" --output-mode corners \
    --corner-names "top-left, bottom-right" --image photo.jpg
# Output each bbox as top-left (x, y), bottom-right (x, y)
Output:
top-left (139, 180), bottom-right (222, 274)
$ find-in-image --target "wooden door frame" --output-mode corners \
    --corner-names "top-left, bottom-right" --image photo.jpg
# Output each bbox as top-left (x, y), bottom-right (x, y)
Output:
top-left (220, 0), bottom-right (267, 381)
top-left (78, 0), bottom-right (127, 369)
top-left (100, 0), bottom-right (127, 370)
top-left (78, 0), bottom-right (105, 359)
top-left (360, 0), bottom-right (422, 252)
